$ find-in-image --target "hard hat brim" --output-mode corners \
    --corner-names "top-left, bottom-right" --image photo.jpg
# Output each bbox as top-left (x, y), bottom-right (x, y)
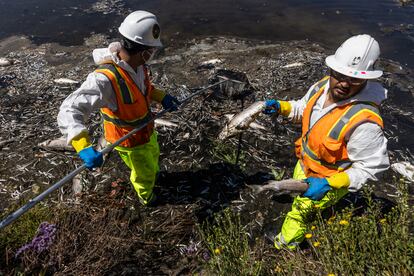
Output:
top-left (118, 27), bottom-right (163, 48)
top-left (325, 55), bottom-right (383, 79)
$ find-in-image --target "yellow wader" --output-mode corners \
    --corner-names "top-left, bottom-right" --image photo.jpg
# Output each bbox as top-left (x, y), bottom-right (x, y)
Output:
top-left (274, 161), bottom-right (348, 250)
top-left (116, 132), bottom-right (160, 205)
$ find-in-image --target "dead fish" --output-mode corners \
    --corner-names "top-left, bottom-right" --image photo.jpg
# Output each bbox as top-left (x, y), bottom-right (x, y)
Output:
top-left (72, 174), bottom-right (83, 194)
top-left (199, 59), bottom-right (223, 68)
top-left (218, 101), bottom-right (265, 140)
top-left (248, 179), bottom-right (308, 195)
top-left (53, 78), bottom-right (79, 85)
top-left (391, 161), bottom-right (414, 182)
top-left (95, 136), bottom-right (107, 152)
top-left (0, 139), bottom-right (15, 148)
top-left (38, 138), bottom-right (74, 151)
top-left (282, 62), bottom-right (304, 68)
top-left (0, 58), bottom-right (12, 66)
top-left (154, 118), bottom-right (179, 128)
top-left (223, 114), bottom-right (266, 131)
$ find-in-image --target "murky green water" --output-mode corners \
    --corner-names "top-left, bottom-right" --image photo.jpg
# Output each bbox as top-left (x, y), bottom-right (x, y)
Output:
top-left (0, 0), bottom-right (413, 67)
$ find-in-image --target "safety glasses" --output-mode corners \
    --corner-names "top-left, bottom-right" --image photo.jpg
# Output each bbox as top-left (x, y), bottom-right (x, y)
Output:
top-left (330, 70), bottom-right (366, 86)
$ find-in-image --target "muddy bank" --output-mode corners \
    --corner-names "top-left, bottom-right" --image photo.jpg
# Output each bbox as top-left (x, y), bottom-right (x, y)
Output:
top-left (0, 34), bottom-right (413, 273)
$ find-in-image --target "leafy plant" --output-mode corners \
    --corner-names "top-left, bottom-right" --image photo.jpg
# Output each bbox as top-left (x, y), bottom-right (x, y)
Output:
top-left (199, 208), bottom-right (262, 275)
top-left (301, 178), bottom-right (414, 275)
top-left (0, 203), bottom-right (52, 269)
top-left (210, 140), bottom-right (246, 169)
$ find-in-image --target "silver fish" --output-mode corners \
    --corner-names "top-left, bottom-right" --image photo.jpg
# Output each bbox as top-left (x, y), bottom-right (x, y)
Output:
top-left (223, 114), bottom-right (266, 130)
top-left (248, 179), bottom-right (308, 195)
top-left (218, 101), bottom-right (265, 140)
top-left (154, 118), bottom-right (179, 128)
top-left (72, 174), bottom-right (83, 194)
top-left (0, 58), bottom-right (12, 67)
top-left (391, 161), bottom-right (414, 182)
top-left (53, 78), bottom-right (79, 85)
top-left (38, 138), bottom-right (73, 151)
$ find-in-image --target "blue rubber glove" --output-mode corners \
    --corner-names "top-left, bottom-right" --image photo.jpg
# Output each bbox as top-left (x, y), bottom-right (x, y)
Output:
top-left (161, 94), bottom-right (180, 111)
top-left (78, 146), bottom-right (103, 169)
top-left (303, 177), bottom-right (331, 201)
top-left (262, 99), bottom-right (280, 115)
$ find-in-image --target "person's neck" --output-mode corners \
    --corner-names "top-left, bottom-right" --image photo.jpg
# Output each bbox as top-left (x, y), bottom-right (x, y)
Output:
top-left (323, 92), bottom-right (335, 108)
top-left (118, 49), bottom-right (144, 72)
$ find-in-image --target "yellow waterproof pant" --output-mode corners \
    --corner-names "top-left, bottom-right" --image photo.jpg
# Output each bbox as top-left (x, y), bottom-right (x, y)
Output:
top-left (274, 161), bottom-right (348, 250)
top-left (115, 132), bottom-right (160, 205)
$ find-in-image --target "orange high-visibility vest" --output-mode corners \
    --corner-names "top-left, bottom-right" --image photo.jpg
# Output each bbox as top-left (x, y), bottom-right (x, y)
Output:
top-left (295, 76), bottom-right (384, 178)
top-left (96, 62), bottom-right (154, 148)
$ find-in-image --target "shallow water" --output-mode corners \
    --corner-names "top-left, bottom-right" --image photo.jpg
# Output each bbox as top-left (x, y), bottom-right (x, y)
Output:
top-left (0, 0), bottom-right (413, 68)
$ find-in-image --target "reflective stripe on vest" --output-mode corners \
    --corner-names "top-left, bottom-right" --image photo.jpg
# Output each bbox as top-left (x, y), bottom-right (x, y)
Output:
top-left (328, 103), bottom-right (382, 140)
top-left (301, 136), bottom-right (352, 171)
top-left (296, 76), bottom-right (384, 177)
top-left (96, 64), bottom-right (135, 104)
top-left (96, 62), bottom-right (154, 147)
top-left (101, 112), bottom-right (153, 128)
top-left (307, 76), bottom-right (330, 102)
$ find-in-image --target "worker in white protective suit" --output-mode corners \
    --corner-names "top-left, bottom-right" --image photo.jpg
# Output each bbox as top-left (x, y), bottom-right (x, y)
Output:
top-left (57, 11), bottom-right (180, 206)
top-left (262, 34), bottom-right (390, 249)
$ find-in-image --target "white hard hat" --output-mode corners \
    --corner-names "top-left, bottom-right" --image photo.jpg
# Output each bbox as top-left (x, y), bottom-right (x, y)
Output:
top-left (325, 34), bottom-right (383, 79)
top-left (118, 11), bottom-right (162, 48)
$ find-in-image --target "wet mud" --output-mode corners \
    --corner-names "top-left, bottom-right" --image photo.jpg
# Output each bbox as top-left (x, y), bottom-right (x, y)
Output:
top-left (0, 34), bottom-right (413, 274)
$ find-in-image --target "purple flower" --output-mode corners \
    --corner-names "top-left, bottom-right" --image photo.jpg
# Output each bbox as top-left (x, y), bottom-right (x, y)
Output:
top-left (15, 222), bottom-right (57, 258)
top-left (178, 240), bottom-right (200, 256)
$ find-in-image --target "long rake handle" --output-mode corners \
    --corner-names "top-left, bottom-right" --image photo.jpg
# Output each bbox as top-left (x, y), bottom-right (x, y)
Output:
top-left (0, 79), bottom-right (230, 230)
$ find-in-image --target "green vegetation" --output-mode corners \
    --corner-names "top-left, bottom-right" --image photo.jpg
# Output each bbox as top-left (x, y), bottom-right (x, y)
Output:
top-left (199, 208), bottom-right (262, 275)
top-left (271, 167), bottom-right (285, 181)
top-left (210, 140), bottom-right (246, 169)
top-left (200, 178), bottom-right (414, 275)
top-left (306, 179), bottom-right (414, 275)
top-left (0, 203), bottom-right (52, 267)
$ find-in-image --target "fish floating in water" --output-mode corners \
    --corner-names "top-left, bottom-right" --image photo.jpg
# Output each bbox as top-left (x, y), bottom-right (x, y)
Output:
top-left (218, 101), bottom-right (266, 140)
top-left (248, 179), bottom-right (308, 195)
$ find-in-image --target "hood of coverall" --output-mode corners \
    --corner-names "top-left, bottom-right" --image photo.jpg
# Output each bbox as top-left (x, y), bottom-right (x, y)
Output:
top-left (92, 42), bottom-right (123, 66)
